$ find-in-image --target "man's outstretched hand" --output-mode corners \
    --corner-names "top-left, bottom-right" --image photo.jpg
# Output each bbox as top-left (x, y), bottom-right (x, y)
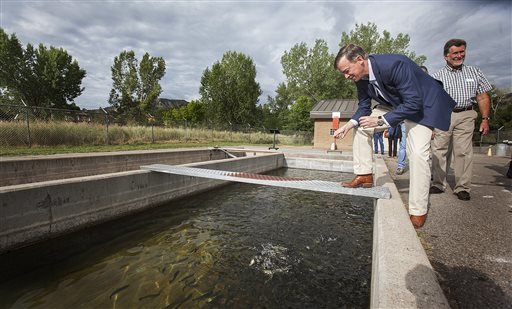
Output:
top-left (334, 122), bottom-right (355, 139)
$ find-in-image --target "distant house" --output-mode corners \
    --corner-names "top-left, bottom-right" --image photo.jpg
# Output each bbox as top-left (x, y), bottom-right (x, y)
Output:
top-left (154, 98), bottom-right (189, 110)
top-left (309, 99), bottom-right (359, 149)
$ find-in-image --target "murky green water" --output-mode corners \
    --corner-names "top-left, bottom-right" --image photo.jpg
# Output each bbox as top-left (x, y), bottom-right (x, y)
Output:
top-left (0, 168), bottom-right (373, 308)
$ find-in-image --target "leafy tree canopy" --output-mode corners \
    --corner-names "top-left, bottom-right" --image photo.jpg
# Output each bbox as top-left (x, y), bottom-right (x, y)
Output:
top-left (286, 95), bottom-right (314, 131)
top-left (260, 82), bottom-right (292, 130)
top-left (162, 99), bottom-right (206, 127)
top-left (281, 39), bottom-right (352, 103)
top-left (0, 28), bottom-right (85, 109)
top-left (487, 86), bottom-right (512, 130)
top-left (199, 51), bottom-right (261, 128)
top-left (339, 22), bottom-right (426, 65)
top-left (109, 50), bottom-right (165, 124)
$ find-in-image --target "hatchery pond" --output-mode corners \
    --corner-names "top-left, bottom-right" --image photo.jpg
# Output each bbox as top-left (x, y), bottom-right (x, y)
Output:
top-left (0, 168), bottom-right (373, 308)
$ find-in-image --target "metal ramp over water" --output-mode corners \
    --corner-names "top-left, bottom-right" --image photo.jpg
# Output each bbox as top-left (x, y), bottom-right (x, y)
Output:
top-left (141, 164), bottom-right (391, 199)
top-left (208, 146), bottom-right (277, 154)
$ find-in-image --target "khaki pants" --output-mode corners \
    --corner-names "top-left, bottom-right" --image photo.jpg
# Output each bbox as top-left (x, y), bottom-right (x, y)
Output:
top-left (353, 105), bottom-right (433, 216)
top-left (431, 110), bottom-right (477, 193)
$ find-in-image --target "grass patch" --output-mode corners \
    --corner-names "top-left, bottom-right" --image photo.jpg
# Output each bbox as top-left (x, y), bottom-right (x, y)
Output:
top-left (0, 121), bottom-right (312, 156)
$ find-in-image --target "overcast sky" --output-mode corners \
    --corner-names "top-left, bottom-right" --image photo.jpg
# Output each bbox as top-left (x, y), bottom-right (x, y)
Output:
top-left (1, 0), bottom-right (511, 109)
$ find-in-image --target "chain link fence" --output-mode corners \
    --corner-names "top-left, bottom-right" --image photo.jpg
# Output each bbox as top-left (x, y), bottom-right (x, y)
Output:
top-left (0, 104), bottom-right (111, 147)
top-left (5, 104), bottom-right (507, 151)
top-left (473, 127), bottom-right (512, 155)
top-left (0, 104), bottom-right (313, 148)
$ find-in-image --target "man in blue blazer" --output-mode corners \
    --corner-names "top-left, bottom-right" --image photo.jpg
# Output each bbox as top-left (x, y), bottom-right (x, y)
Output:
top-left (333, 44), bottom-right (456, 228)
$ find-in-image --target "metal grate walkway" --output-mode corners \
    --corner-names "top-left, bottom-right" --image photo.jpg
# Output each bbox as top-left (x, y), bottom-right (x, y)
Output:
top-left (141, 164), bottom-right (391, 199)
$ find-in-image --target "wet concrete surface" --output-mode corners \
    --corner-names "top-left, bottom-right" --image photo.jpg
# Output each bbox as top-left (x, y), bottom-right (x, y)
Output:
top-left (383, 152), bottom-right (512, 309)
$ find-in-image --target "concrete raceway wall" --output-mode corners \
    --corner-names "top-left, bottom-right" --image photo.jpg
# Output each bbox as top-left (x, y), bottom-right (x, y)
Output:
top-left (0, 149), bottom-right (283, 252)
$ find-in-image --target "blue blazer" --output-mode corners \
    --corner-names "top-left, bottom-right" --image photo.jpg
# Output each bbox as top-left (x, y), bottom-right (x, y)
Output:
top-left (351, 54), bottom-right (456, 131)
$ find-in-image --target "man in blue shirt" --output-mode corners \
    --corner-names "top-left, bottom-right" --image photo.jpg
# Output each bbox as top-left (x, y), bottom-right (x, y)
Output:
top-left (373, 131), bottom-right (384, 155)
top-left (396, 122), bottom-right (407, 175)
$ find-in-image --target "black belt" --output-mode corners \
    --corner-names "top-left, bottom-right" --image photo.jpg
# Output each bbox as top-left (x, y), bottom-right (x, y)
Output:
top-left (453, 106), bottom-right (473, 113)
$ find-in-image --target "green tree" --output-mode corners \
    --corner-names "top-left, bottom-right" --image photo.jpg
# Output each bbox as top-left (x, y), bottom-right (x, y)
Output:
top-left (281, 39), bottom-right (352, 102)
top-left (162, 99), bottom-right (206, 127)
top-left (286, 95), bottom-right (314, 131)
top-left (138, 53), bottom-right (166, 111)
top-left (486, 86), bottom-right (512, 130)
top-left (261, 82), bottom-right (292, 129)
top-left (109, 50), bottom-right (165, 124)
top-left (257, 103), bottom-right (276, 130)
top-left (109, 50), bottom-right (138, 123)
top-left (499, 97), bottom-right (512, 129)
top-left (339, 22), bottom-right (426, 65)
top-left (0, 28), bottom-right (85, 109)
top-left (0, 29), bottom-right (25, 105)
top-left (199, 51), bottom-right (261, 128)
top-left (278, 39), bottom-right (356, 132)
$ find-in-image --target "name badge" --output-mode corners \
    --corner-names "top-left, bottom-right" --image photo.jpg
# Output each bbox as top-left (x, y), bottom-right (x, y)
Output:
top-left (466, 78), bottom-right (475, 83)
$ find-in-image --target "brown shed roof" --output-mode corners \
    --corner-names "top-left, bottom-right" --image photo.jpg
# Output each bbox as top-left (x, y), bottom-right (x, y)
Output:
top-left (309, 99), bottom-right (358, 119)
top-left (310, 99), bottom-right (380, 119)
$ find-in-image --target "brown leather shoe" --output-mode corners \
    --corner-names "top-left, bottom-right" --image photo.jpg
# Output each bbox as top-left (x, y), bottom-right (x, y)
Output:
top-left (342, 174), bottom-right (373, 188)
top-left (410, 214), bottom-right (427, 229)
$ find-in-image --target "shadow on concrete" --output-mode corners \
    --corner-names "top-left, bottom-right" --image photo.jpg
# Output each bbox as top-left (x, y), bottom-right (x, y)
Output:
top-left (405, 264), bottom-right (449, 308)
top-left (431, 260), bottom-right (512, 309)
top-left (478, 162), bottom-right (512, 187)
top-left (440, 162), bottom-right (510, 192)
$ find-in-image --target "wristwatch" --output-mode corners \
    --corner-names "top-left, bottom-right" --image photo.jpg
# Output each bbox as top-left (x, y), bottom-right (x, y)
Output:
top-left (481, 117), bottom-right (490, 121)
top-left (377, 116), bottom-right (385, 126)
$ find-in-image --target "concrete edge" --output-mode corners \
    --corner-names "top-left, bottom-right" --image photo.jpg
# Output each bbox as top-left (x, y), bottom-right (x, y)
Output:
top-left (0, 148), bottom-right (235, 186)
top-left (283, 156), bottom-right (353, 173)
top-left (371, 157), bottom-right (449, 308)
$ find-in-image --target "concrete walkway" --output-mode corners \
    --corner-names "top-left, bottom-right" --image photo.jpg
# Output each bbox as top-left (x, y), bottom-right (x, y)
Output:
top-left (383, 152), bottom-right (512, 308)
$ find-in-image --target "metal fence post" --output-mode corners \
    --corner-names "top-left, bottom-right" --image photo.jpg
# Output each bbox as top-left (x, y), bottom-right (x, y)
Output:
top-left (101, 107), bottom-right (109, 145)
top-left (25, 106), bottom-right (32, 148)
top-left (151, 124), bottom-right (155, 143)
top-left (20, 99), bottom-right (32, 148)
top-left (498, 126), bottom-right (504, 144)
top-left (183, 118), bottom-right (188, 141)
top-left (208, 119), bottom-right (213, 143)
top-left (228, 121), bottom-right (232, 141)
